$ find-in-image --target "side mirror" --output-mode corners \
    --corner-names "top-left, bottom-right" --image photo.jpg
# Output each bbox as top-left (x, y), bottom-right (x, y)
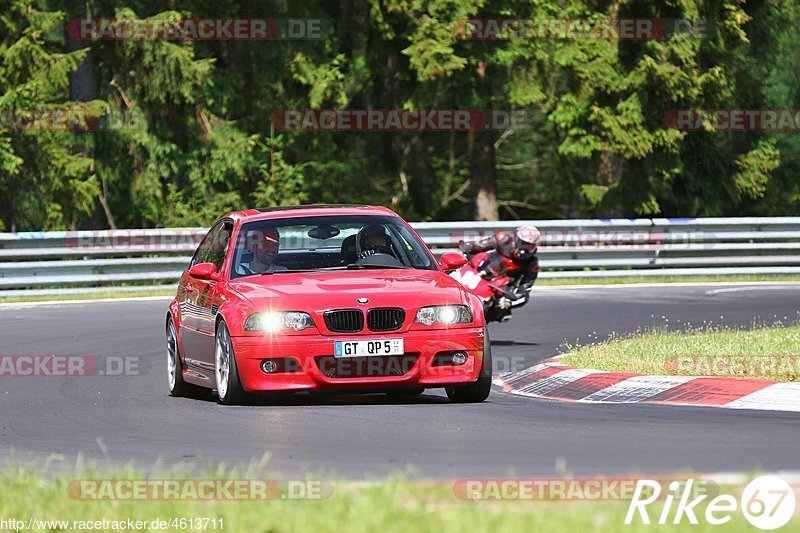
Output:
top-left (188, 262), bottom-right (220, 281)
top-left (440, 252), bottom-right (468, 272)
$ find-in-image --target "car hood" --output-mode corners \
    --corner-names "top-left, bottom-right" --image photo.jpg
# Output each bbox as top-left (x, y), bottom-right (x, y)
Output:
top-left (228, 268), bottom-right (467, 312)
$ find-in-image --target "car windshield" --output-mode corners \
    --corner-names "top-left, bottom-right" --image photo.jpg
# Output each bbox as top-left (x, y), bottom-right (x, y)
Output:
top-left (230, 215), bottom-right (437, 278)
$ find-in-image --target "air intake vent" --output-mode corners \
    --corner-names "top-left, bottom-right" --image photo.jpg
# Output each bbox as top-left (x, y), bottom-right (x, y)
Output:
top-left (323, 309), bottom-right (364, 333)
top-left (367, 308), bottom-right (405, 332)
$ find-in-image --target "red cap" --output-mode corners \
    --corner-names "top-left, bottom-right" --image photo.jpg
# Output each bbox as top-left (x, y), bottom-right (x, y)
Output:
top-left (244, 227), bottom-right (279, 253)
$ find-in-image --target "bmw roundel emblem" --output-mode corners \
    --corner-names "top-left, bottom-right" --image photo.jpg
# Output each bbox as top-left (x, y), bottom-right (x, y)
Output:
top-left (357, 297), bottom-right (369, 304)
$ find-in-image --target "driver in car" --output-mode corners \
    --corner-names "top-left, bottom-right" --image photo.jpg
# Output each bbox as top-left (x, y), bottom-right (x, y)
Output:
top-left (357, 224), bottom-right (393, 259)
top-left (238, 227), bottom-right (286, 275)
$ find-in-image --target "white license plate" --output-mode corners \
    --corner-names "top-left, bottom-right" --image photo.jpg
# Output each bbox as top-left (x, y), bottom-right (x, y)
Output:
top-left (334, 339), bottom-right (404, 358)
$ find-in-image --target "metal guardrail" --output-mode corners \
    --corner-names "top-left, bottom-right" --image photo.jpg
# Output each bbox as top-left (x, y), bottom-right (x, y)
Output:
top-left (1, 217), bottom-right (799, 296)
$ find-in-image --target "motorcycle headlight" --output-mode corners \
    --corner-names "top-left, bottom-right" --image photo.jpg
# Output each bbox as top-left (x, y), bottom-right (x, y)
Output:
top-left (244, 311), bottom-right (314, 332)
top-left (415, 305), bottom-right (473, 326)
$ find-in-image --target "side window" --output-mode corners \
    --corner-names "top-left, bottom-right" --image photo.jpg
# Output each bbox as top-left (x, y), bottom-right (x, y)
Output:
top-left (190, 221), bottom-right (232, 269)
top-left (207, 222), bottom-right (233, 271)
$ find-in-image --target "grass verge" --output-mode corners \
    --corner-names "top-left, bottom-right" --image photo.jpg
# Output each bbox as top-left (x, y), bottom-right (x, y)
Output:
top-left (564, 323), bottom-right (800, 381)
top-left (0, 289), bottom-right (174, 304)
top-left (0, 468), bottom-right (796, 532)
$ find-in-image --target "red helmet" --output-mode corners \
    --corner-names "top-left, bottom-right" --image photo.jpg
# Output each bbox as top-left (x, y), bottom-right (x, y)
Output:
top-left (512, 225), bottom-right (540, 259)
top-left (244, 227), bottom-right (279, 254)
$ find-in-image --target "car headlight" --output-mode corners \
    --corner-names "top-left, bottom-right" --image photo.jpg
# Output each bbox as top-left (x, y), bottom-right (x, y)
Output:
top-left (415, 305), bottom-right (473, 326)
top-left (244, 312), bottom-right (314, 332)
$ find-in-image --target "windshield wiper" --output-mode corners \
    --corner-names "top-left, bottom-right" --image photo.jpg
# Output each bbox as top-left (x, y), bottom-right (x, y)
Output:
top-left (260, 268), bottom-right (317, 275)
top-left (344, 263), bottom-right (409, 270)
top-left (257, 265), bottom-right (410, 275)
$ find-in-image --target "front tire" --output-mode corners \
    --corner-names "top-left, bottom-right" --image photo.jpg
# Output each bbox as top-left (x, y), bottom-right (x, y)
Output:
top-left (445, 328), bottom-right (492, 403)
top-left (215, 321), bottom-right (247, 405)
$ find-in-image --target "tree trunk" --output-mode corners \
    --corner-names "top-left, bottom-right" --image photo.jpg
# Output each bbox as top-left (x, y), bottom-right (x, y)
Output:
top-left (66, 2), bottom-right (114, 229)
top-left (66, 13), bottom-right (94, 102)
top-left (596, 151), bottom-right (623, 186)
top-left (469, 60), bottom-right (498, 221)
top-left (469, 129), bottom-right (499, 221)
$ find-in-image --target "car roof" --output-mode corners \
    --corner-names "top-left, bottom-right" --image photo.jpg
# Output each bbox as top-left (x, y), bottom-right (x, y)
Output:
top-left (223, 204), bottom-right (399, 223)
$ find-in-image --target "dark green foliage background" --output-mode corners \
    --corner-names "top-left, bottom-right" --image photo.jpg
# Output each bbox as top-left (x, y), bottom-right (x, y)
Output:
top-left (1, 0), bottom-right (798, 230)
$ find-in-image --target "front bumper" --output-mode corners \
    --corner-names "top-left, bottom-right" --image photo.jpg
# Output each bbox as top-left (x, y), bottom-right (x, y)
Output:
top-left (231, 327), bottom-right (485, 392)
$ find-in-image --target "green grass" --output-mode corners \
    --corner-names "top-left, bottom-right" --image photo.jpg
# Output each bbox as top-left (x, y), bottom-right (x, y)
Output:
top-left (0, 289), bottom-right (174, 304)
top-left (564, 323), bottom-right (800, 381)
top-left (1, 467), bottom-right (795, 532)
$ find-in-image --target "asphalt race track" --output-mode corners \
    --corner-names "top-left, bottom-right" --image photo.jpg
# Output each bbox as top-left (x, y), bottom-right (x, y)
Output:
top-left (1, 283), bottom-right (799, 479)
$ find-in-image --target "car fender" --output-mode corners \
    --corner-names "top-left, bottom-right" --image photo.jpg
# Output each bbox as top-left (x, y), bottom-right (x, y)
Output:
top-left (214, 286), bottom-right (254, 336)
top-left (464, 290), bottom-right (486, 326)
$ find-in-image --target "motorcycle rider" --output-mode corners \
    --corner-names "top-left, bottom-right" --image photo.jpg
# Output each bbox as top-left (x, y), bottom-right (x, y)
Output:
top-left (458, 225), bottom-right (541, 312)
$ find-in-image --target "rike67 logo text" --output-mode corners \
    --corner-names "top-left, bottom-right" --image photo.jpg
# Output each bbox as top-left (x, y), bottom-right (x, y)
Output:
top-left (626, 476), bottom-right (796, 530)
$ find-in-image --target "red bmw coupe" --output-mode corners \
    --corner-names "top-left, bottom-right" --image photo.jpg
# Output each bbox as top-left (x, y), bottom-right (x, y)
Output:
top-left (166, 205), bottom-right (491, 404)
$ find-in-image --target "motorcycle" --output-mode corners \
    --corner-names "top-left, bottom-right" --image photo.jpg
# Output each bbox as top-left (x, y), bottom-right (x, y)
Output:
top-left (448, 251), bottom-right (530, 322)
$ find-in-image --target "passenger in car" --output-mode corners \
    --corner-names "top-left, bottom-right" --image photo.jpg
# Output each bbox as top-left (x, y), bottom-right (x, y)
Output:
top-left (238, 227), bottom-right (286, 275)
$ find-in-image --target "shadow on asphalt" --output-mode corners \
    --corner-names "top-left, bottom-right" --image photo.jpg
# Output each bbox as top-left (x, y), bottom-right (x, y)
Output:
top-left (178, 388), bottom-right (452, 407)
top-left (491, 339), bottom-right (539, 347)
